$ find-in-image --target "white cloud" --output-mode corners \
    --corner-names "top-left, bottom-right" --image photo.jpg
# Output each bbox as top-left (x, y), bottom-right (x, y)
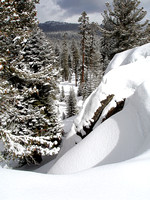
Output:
top-left (36, 0), bottom-right (150, 24)
top-left (63, 12), bottom-right (103, 24)
top-left (36, 0), bottom-right (106, 23)
top-left (36, 0), bottom-right (66, 23)
top-left (88, 12), bottom-right (103, 24)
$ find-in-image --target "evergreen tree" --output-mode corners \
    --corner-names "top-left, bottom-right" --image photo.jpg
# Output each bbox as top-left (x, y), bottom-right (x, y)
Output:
top-left (54, 44), bottom-right (61, 75)
top-left (0, 82), bottom-right (62, 165)
top-left (0, 0), bottom-right (39, 67)
top-left (78, 11), bottom-right (90, 83)
top-left (0, 8), bottom-right (62, 165)
top-left (17, 28), bottom-right (57, 74)
top-left (60, 86), bottom-right (65, 102)
top-left (88, 23), bottom-right (99, 71)
top-left (99, 0), bottom-right (150, 68)
top-left (55, 45), bottom-right (60, 57)
top-left (66, 87), bottom-right (77, 118)
top-left (61, 33), bottom-right (69, 81)
top-left (71, 40), bottom-right (80, 86)
top-left (77, 82), bottom-right (83, 97)
top-left (81, 22), bottom-right (104, 99)
top-left (68, 54), bottom-right (72, 82)
top-left (87, 23), bottom-right (103, 89)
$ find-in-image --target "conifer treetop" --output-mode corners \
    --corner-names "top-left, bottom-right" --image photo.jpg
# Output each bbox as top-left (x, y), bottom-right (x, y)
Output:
top-left (99, 0), bottom-right (150, 64)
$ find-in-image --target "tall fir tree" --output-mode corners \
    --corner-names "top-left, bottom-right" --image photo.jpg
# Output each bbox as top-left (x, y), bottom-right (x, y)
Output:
top-left (61, 33), bottom-right (69, 81)
top-left (54, 44), bottom-right (61, 75)
top-left (0, 4), bottom-right (62, 165)
top-left (66, 87), bottom-right (77, 118)
top-left (71, 40), bottom-right (80, 87)
top-left (87, 23), bottom-right (104, 91)
top-left (78, 11), bottom-right (90, 83)
top-left (99, 0), bottom-right (150, 69)
top-left (68, 54), bottom-right (72, 82)
top-left (0, 0), bottom-right (39, 68)
top-left (60, 86), bottom-right (65, 102)
top-left (80, 22), bottom-right (104, 99)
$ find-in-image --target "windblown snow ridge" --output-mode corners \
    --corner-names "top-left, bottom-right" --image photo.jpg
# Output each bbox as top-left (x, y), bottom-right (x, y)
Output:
top-left (49, 43), bottom-right (150, 174)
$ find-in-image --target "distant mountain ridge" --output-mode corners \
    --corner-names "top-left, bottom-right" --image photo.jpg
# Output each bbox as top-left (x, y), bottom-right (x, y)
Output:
top-left (39, 21), bottom-right (79, 32)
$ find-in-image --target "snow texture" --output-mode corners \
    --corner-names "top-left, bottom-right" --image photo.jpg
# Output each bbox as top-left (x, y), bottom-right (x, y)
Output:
top-left (1, 43), bottom-right (150, 200)
top-left (49, 42), bottom-right (150, 174)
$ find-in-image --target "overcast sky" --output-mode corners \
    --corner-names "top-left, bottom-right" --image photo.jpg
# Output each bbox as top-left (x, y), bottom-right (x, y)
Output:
top-left (36, 0), bottom-right (150, 24)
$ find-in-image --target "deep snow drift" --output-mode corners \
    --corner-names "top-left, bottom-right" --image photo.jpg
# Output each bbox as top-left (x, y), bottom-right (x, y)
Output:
top-left (49, 80), bottom-right (150, 174)
top-left (49, 42), bottom-right (150, 174)
top-left (1, 43), bottom-right (150, 200)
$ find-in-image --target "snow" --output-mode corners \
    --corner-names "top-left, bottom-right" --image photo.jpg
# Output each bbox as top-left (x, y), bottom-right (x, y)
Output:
top-left (49, 81), bottom-right (148, 174)
top-left (1, 43), bottom-right (150, 199)
top-left (71, 43), bottom-right (150, 136)
top-left (1, 157), bottom-right (150, 200)
top-left (48, 43), bottom-right (150, 175)
top-left (106, 42), bottom-right (150, 73)
top-left (0, 64), bottom-right (3, 71)
top-left (58, 77), bottom-right (82, 120)
top-left (13, 36), bottom-right (21, 42)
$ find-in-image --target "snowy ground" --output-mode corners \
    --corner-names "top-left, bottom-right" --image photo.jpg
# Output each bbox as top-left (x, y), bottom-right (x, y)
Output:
top-left (1, 43), bottom-right (150, 199)
top-left (1, 158), bottom-right (150, 200)
top-left (57, 75), bottom-right (83, 121)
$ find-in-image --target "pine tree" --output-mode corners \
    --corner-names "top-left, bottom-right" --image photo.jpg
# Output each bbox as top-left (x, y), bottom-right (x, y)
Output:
top-left (71, 40), bottom-right (80, 86)
top-left (68, 54), bottom-right (72, 82)
top-left (61, 33), bottom-right (69, 81)
top-left (78, 11), bottom-right (90, 83)
top-left (54, 44), bottom-right (61, 75)
top-left (0, 83), bottom-right (62, 165)
top-left (99, 0), bottom-right (150, 68)
top-left (60, 86), bottom-right (65, 102)
top-left (66, 87), bottom-right (77, 118)
top-left (81, 22), bottom-right (104, 99)
top-left (55, 45), bottom-right (60, 57)
top-left (87, 23), bottom-right (103, 89)
top-left (0, 0), bottom-right (39, 67)
top-left (0, 6), bottom-right (62, 165)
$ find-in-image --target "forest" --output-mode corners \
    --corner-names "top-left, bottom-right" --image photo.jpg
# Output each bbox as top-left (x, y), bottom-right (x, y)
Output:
top-left (2, 1), bottom-right (150, 200)
top-left (0, 0), bottom-right (150, 169)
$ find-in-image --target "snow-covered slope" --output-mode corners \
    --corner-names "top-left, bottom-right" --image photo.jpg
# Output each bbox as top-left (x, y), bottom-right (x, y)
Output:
top-left (2, 43), bottom-right (150, 200)
top-left (49, 42), bottom-right (150, 174)
top-left (49, 81), bottom-right (150, 174)
top-left (1, 157), bottom-right (150, 200)
top-left (106, 42), bottom-right (150, 73)
top-left (74, 43), bottom-right (150, 135)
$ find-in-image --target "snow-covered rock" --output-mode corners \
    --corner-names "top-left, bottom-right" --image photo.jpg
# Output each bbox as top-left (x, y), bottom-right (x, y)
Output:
top-left (106, 42), bottom-right (150, 73)
top-left (49, 43), bottom-right (150, 174)
top-left (74, 46), bottom-right (150, 136)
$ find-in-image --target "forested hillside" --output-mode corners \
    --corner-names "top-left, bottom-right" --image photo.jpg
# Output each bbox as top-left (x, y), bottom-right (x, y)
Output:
top-left (39, 21), bottom-right (79, 32)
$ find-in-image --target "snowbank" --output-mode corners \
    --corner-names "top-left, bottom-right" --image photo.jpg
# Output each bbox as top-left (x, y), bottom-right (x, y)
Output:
top-left (49, 43), bottom-right (150, 174)
top-left (106, 42), bottom-right (150, 73)
top-left (74, 54), bottom-right (150, 135)
top-left (1, 158), bottom-right (150, 200)
top-left (49, 81), bottom-right (150, 174)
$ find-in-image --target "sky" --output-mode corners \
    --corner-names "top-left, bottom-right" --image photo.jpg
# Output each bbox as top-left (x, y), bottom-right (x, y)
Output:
top-left (36, 0), bottom-right (150, 24)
